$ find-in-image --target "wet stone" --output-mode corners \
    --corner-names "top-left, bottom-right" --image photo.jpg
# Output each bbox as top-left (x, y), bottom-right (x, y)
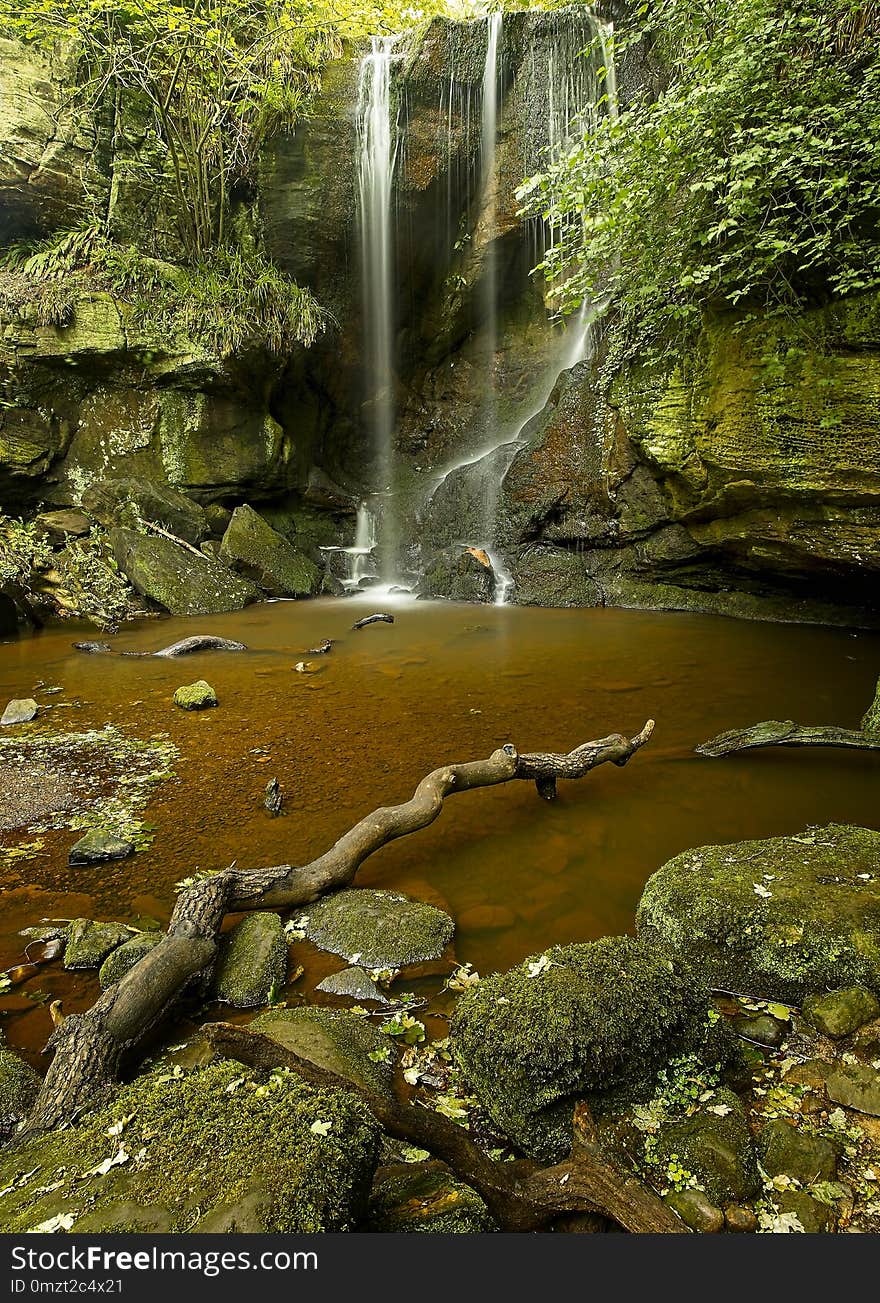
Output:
top-left (724, 1204), bottom-right (758, 1233)
top-left (774, 1189), bottom-right (835, 1233)
top-left (665, 1188), bottom-right (724, 1234)
top-left (759, 1118), bottom-right (838, 1185)
top-left (99, 931), bottom-right (163, 988)
top-left (64, 919), bottom-right (131, 969)
top-left (802, 986), bottom-right (880, 1039)
top-left (250, 1007), bottom-right (395, 1099)
top-left (366, 1164), bottom-right (495, 1233)
top-left (825, 1063), bottom-right (880, 1117)
top-left (212, 912), bottom-right (287, 1007)
top-left (654, 1088), bottom-right (760, 1205)
top-left (732, 1013), bottom-right (786, 1047)
top-left (68, 829), bottom-right (135, 865)
top-left (172, 680), bottom-right (218, 711)
top-left (303, 888), bottom-right (455, 969)
top-left (1, 698), bottom-right (37, 726)
top-left (316, 967), bottom-right (391, 1004)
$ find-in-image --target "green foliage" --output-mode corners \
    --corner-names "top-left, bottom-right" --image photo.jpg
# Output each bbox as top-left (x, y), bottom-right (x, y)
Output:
top-left (0, 517), bottom-right (52, 588)
top-left (521, 0), bottom-right (880, 367)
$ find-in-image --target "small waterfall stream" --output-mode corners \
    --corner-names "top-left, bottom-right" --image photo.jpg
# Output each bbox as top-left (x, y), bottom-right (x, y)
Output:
top-left (479, 11), bottom-right (503, 542)
top-left (356, 38), bottom-right (400, 586)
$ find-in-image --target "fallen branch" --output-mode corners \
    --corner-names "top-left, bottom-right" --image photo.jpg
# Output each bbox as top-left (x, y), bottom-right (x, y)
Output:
top-left (20, 722), bottom-right (654, 1135)
top-left (696, 677), bottom-right (880, 758)
top-left (202, 1022), bottom-right (686, 1234)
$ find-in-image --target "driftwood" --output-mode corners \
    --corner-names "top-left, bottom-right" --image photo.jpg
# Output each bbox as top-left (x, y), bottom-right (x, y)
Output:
top-left (203, 1022), bottom-right (686, 1234)
top-left (20, 722), bottom-right (654, 1136)
top-left (696, 676), bottom-right (880, 758)
top-left (352, 612), bottom-right (394, 630)
top-left (73, 635), bottom-right (248, 658)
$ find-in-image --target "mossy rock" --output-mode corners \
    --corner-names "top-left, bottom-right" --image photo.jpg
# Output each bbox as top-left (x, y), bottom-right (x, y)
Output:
top-left (68, 829), bottom-right (134, 865)
top-left (172, 680), bottom-right (218, 711)
top-left (0, 1039), bottom-right (41, 1139)
top-left (802, 986), bottom-right (880, 1039)
top-left (366, 1163), bottom-right (495, 1233)
top-left (213, 912), bottom-right (287, 1007)
top-left (111, 527), bottom-right (258, 616)
top-left (99, 930), bottom-right (163, 988)
top-left (451, 935), bottom-right (712, 1162)
top-left (303, 888), bottom-right (455, 969)
top-left (773, 1189), bottom-right (836, 1233)
top-left (637, 825), bottom-right (880, 1002)
top-left (419, 546), bottom-right (495, 603)
top-left (81, 478), bottom-right (207, 545)
top-left (249, 1006), bottom-right (395, 1099)
top-left (219, 504), bottom-right (320, 598)
top-left (759, 1119), bottom-right (838, 1186)
top-left (654, 1088), bottom-right (760, 1204)
top-left (63, 919), bottom-right (131, 970)
top-left (664, 1187), bottom-right (724, 1234)
top-left (0, 1060), bottom-right (379, 1232)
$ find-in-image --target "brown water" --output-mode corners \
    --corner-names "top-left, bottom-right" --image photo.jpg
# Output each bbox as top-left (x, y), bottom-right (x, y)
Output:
top-left (1, 597), bottom-right (879, 1064)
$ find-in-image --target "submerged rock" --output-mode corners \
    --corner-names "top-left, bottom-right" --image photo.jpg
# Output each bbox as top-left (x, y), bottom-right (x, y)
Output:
top-left (0, 1060), bottom-right (379, 1232)
top-left (802, 986), bottom-right (880, 1039)
top-left (99, 930), bottom-right (163, 988)
top-left (172, 680), bottom-right (218, 711)
top-left (250, 1006), bottom-right (395, 1099)
top-left (303, 889), bottom-right (455, 970)
top-left (68, 828), bottom-right (134, 865)
top-left (366, 1163), bottom-right (495, 1233)
top-left (219, 504), bottom-right (320, 598)
top-left (63, 919), bottom-right (131, 969)
top-left (0, 1039), bottom-right (41, 1140)
top-left (1, 698), bottom-right (37, 726)
top-left (451, 935), bottom-right (712, 1162)
top-left (316, 967), bottom-right (391, 1004)
top-left (637, 824), bottom-right (880, 1002)
top-left (654, 1088), bottom-right (760, 1205)
top-left (111, 528), bottom-right (258, 616)
top-left (213, 912), bottom-right (287, 1007)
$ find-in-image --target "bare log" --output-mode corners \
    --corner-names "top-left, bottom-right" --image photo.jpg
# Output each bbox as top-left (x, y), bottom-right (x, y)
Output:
top-left (203, 1022), bottom-right (686, 1234)
top-left (22, 723), bottom-right (654, 1135)
top-left (696, 676), bottom-right (880, 758)
top-left (352, 612), bottom-right (394, 630)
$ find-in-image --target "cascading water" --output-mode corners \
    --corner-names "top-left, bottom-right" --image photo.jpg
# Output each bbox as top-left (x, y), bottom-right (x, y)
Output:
top-left (357, 38), bottom-right (400, 586)
top-left (478, 11), bottom-right (503, 542)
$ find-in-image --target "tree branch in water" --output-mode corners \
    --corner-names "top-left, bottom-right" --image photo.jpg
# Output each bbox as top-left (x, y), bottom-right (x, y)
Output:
top-left (696, 677), bottom-right (880, 758)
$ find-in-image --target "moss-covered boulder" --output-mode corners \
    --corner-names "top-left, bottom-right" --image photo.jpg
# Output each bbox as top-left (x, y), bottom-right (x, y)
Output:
top-left (366, 1163), bottom-right (495, 1232)
top-left (213, 912), bottom-right (287, 1007)
top-left (68, 828), bottom-right (135, 865)
top-left (451, 935), bottom-right (711, 1161)
top-left (802, 986), bottom-right (880, 1039)
top-left (250, 1006), bottom-right (395, 1099)
top-left (419, 546), bottom-right (496, 603)
top-left (173, 680), bottom-right (218, 711)
top-left (219, 504), bottom-right (320, 597)
top-left (654, 1088), bottom-right (759, 1204)
top-left (637, 825), bottom-right (880, 1002)
top-left (0, 1060), bottom-right (379, 1232)
top-left (111, 527), bottom-right (258, 616)
top-left (759, 1119), bottom-right (838, 1186)
top-left (63, 919), bottom-right (131, 969)
top-left (99, 930), bottom-right (163, 988)
top-left (0, 1038), bottom-right (41, 1139)
top-left (81, 478), bottom-right (207, 545)
top-left (303, 888), bottom-right (455, 969)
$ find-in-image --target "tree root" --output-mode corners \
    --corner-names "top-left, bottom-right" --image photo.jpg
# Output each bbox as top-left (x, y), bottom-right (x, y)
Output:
top-left (696, 677), bottom-right (880, 758)
top-left (19, 722), bottom-right (654, 1136)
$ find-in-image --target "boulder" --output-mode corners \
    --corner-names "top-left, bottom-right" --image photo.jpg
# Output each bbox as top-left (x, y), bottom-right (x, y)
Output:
top-left (213, 913), bottom-right (287, 1007)
top-left (0, 698), bottom-right (37, 726)
top-left (33, 509), bottom-right (90, 545)
top-left (316, 967), bottom-right (391, 1004)
top-left (366, 1164), bottom-right (495, 1233)
top-left (0, 1060), bottom-right (379, 1232)
top-left (172, 680), bottom-right (218, 711)
top-left (219, 504), bottom-right (320, 597)
top-left (250, 1006), bottom-right (395, 1099)
top-left (303, 889), bottom-right (455, 970)
top-left (637, 825), bottom-right (880, 1002)
top-left (99, 930), bottom-right (164, 988)
top-left (68, 829), bottom-right (134, 866)
top-left (759, 1119), bottom-right (838, 1186)
top-left (0, 1038), bottom-right (41, 1139)
top-left (654, 1088), bottom-right (760, 1205)
top-left (419, 546), bottom-right (495, 602)
top-left (81, 478), bottom-right (207, 545)
top-left (451, 935), bottom-right (712, 1161)
top-left (802, 987), bottom-right (880, 1039)
top-left (111, 528), bottom-right (258, 616)
top-left (63, 919), bottom-right (131, 969)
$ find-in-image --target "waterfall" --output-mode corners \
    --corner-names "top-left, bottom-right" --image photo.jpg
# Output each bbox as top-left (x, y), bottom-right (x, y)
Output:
top-left (357, 38), bottom-right (400, 584)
